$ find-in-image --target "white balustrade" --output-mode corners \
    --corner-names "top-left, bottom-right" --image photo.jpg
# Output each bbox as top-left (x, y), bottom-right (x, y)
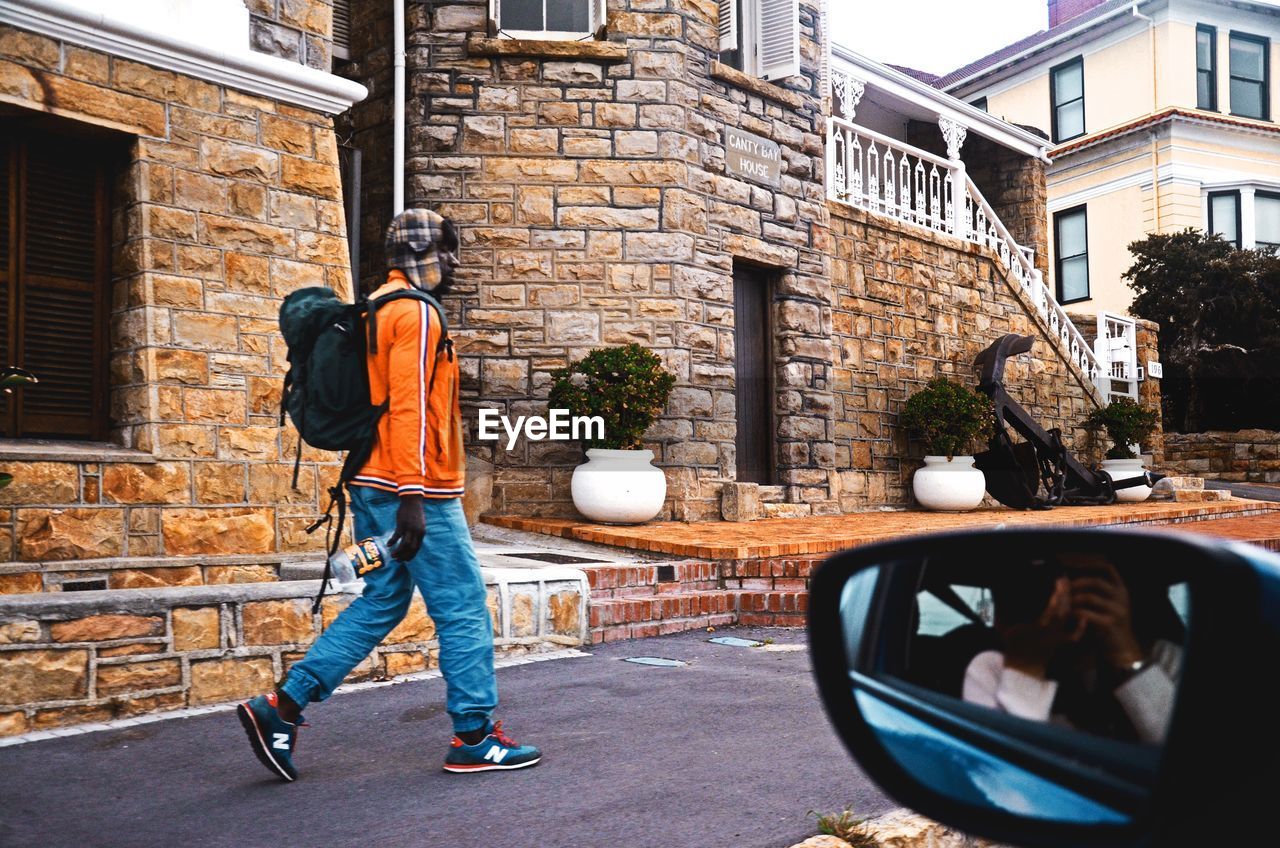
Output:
top-left (827, 117), bottom-right (962, 236)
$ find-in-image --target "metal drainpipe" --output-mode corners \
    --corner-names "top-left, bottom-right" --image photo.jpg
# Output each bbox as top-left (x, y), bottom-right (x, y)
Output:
top-left (392, 0), bottom-right (406, 214)
top-left (1132, 3), bottom-right (1156, 112)
top-left (1132, 4), bottom-right (1159, 231)
top-left (1150, 130), bottom-right (1161, 231)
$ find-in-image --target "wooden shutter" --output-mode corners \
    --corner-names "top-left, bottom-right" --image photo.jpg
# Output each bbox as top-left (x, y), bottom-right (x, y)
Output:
top-left (757, 0), bottom-right (800, 80)
top-left (719, 0), bottom-right (738, 52)
top-left (332, 0), bottom-right (352, 60)
top-left (1, 128), bottom-right (110, 441)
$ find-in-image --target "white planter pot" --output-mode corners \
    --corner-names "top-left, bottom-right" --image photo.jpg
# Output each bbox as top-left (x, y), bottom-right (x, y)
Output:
top-left (570, 448), bottom-right (666, 524)
top-left (1102, 458), bottom-right (1152, 503)
top-left (912, 456), bottom-right (986, 512)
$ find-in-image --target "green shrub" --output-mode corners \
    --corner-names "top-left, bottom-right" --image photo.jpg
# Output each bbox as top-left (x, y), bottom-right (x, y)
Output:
top-left (1083, 397), bottom-right (1160, 460)
top-left (547, 344), bottom-right (676, 450)
top-left (900, 376), bottom-right (993, 459)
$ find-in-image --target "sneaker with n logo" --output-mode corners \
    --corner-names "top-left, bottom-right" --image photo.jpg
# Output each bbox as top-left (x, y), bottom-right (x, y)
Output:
top-left (237, 692), bottom-right (304, 782)
top-left (443, 721), bottom-right (541, 773)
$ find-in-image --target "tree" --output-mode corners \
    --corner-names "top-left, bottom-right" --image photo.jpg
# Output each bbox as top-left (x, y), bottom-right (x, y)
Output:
top-left (1124, 229), bottom-right (1280, 432)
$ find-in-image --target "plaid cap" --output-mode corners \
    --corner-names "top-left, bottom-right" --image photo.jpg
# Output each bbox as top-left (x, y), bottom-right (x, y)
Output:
top-left (385, 208), bottom-right (448, 292)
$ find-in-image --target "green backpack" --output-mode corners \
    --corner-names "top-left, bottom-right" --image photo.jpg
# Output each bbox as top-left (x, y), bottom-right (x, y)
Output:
top-left (278, 285), bottom-right (450, 607)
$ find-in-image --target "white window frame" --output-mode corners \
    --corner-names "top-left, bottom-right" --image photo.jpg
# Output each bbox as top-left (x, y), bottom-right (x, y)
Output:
top-left (491, 0), bottom-right (604, 41)
top-left (1202, 181), bottom-right (1280, 250)
top-left (719, 0), bottom-right (800, 80)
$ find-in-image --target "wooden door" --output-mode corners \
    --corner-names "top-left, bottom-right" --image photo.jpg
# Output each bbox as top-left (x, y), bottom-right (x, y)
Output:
top-left (733, 264), bottom-right (773, 484)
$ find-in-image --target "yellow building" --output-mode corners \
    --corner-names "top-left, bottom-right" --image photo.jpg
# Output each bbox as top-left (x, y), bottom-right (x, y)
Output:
top-left (938, 0), bottom-right (1280, 317)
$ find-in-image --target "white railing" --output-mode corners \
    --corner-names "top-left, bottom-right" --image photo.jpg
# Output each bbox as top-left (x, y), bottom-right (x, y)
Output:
top-left (827, 117), bottom-right (961, 237)
top-left (962, 177), bottom-right (1104, 396)
top-left (1096, 312), bottom-right (1141, 400)
top-left (824, 114), bottom-right (1107, 399)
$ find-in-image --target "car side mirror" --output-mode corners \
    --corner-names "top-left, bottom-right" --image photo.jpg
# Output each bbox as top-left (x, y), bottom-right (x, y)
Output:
top-left (808, 529), bottom-right (1280, 848)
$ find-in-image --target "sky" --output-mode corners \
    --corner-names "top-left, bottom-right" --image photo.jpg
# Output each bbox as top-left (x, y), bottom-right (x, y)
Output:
top-left (830, 0), bottom-right (1048, 76)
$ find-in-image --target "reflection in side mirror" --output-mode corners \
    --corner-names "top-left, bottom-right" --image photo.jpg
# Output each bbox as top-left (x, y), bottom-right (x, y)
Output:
top-left (810, 529), bottom-right (1279, 848)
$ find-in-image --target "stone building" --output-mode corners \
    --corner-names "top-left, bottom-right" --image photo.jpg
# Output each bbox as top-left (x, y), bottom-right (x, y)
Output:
top-left (334, 0), bottom-right (1129, 520)
top-left (0, 0), bottom-right (364, 579)
top-left (0, 0), bottom-right (1161, 735)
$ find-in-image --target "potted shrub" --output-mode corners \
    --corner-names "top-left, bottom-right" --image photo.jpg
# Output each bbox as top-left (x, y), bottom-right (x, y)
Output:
top-left (548, 344), bottom-right (676, 524)
top-left (901, 377), bottom-right (993, 511)
top-left (1084, 398), bottom-right (1160, 503)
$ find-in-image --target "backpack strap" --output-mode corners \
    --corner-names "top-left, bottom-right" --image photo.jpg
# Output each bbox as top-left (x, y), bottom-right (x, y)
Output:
top-left (365, 288), bottom-right (450, 357)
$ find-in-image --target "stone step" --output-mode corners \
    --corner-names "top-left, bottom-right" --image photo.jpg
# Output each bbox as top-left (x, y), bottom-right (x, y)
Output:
top-left (1150, 476), bottom-right (1206, 500)
top-left (1173, 489), bottom-right (1232, 503)
top-left (757, 486), bottom-right (786, 503)
top-left (763, 502), bottom-right (812, 519)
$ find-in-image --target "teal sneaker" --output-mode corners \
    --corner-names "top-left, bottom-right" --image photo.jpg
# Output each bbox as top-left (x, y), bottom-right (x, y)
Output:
top-left (443, 721), bottom-right (542, 773)
top-left (237, 692), bottom-right (304, 782)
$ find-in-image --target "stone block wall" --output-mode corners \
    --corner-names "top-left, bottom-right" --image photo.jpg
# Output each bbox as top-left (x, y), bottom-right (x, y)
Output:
top-left (245, 0), bottom-right (335, 70)
top-left (339, 0), bottom-right (832, 520)
top-left (1164, 431), bottom-right (1280, 483)
top-left (0, 567), bottom-right (587, 736)
top-left (0, 24), bottom-right (351, 565)
top-left (828, 203), bottom-right (1100, 508)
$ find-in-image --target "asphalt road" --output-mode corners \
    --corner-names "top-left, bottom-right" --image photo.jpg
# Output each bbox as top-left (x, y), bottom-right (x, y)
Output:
top-left (0, 628), bottom-right (892, 848)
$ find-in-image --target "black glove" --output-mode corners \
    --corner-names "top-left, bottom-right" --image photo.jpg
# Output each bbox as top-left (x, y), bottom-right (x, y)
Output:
top-left (388, 493), bottom-right (425, 561)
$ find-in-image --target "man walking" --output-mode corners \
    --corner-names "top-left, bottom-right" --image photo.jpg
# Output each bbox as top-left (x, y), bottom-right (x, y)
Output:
top-left (237, 209), bottom-right (541, 781)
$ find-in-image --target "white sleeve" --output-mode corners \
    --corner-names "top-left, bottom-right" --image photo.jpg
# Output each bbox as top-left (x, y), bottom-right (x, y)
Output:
top-left (963, 650), bottom-right (1058, 722)
top-left (1114, 642), bottom-right (1181, 744)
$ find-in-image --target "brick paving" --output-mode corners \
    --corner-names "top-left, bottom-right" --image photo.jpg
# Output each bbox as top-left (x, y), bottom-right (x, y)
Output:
top-left (1162, 512), bottom-right (1280, 552)
top-left (486, 499), bottom-right (1280, 560)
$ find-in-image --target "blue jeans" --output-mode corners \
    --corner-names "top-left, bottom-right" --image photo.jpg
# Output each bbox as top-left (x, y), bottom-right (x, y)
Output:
top-left (281, 486), bottom-right (497, 733)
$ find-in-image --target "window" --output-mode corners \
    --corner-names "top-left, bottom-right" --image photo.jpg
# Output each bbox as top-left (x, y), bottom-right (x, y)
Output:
top-left (1196, 24), bottom-right (1217, 111)
top-left (718, 0), bottom-right (800, 81)
top-left (1054, 206), bottom-right (1090, 304)
top-left (971, 97), bottom-right (989, 112)
top-left (1, 126), bottom-right (112, 440)
top-left (1208, 190), bottom-right (1241, 247)
top-left (492, 0), bottom-right (604, 39)
top-left (1256, 192), bottom-right (1280, 251)
top-left (1229, 32), bottom-right (1269, 120)
top-left (1050, 57), bottom-right (1085, 143)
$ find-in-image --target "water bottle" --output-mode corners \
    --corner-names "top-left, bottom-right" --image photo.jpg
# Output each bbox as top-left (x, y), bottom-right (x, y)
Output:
top-left (328, 532), bottom-right (395, 585)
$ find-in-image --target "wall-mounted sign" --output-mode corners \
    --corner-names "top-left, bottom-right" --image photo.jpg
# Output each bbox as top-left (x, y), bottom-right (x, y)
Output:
top-left (724, 127), bottom-right (782, 187)
top-left (1147, 361), bottom-right (1163, 379)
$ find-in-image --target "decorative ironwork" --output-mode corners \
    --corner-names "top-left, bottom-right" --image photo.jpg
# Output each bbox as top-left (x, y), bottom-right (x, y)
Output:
top-left (938, 118), bottom-right (968, 160)
top-left (831, 68), bottom-right (866, 121)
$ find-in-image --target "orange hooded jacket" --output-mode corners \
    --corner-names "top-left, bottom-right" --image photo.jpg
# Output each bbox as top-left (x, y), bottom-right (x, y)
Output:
top-left (350, 270), bottom-right (465, 498)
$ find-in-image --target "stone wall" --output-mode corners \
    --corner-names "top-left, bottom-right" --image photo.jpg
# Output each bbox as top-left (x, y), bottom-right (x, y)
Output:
top-left (0, 567), bottom-right (587, 736)
top-left (0, 23), bottom-right (351, 567)
top-left (828, 203), bottom-right (1100, 508)
top-left (340, 0), bottom-right (832, 520)
top-left (1164, 431), bottom-right (1280, 483)
top-left (245, 0), bottom-right (335, 70)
